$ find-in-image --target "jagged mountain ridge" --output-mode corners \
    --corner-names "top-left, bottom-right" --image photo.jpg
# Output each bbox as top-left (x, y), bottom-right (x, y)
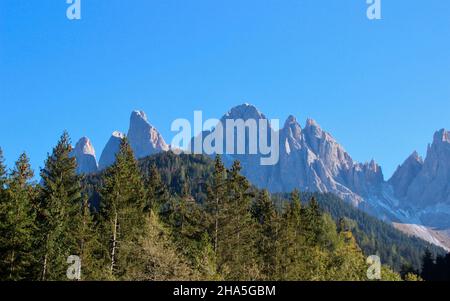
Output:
top-left (71, 104), bottom-right (450, 249)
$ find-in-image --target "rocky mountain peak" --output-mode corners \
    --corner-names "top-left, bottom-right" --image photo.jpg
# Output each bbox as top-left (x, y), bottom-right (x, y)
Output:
top-left (409, 151), bottom-right (423, 163)
top-left (305, 118), bottom-right (320, 129)
top-left (76, 137), bottom-right (96, 156)
top-left (128, 110), bottom-right (169, 159)
top-left (223, 103), bottom-right (266, 121)
top-left (71, 137), bottom-right (98, 174)
top-left (433, 129), bottom-right (450, 144)
top-left (98, 131), bottom-right (125, 170)
top-left (283, 115), bottom-right (302, 141)
top-left (389, 151), bottom-right (424, 199)
top-left (395, 129), bottom-right (450, 208)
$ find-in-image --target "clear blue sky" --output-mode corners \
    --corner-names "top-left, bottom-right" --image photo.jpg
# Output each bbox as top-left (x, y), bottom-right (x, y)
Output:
top-left (1, 0), bottom-right (449, 178)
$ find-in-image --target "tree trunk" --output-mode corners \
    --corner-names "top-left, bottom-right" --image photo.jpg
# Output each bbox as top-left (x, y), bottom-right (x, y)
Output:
top-left (110, 212), bottom-right (118, 274)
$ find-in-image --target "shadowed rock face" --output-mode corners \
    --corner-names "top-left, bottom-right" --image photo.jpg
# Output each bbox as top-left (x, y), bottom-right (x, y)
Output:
top-left (127, 110), bottom-right (169, 159)
top-left (398, 129), bottom-right (450, 208)
top-left (98, 131), bottom-right (125, 170)
top-left (71, 137), bottom-right (98, 174)
top-left (389, 151), bottom-right (424, 199)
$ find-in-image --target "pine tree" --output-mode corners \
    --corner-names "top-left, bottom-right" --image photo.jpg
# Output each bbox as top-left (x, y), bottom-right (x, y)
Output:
top-left (251, 189), bottom-right (278, 279)
top-left (0, 153), bottom-right (37, 280)
top-left (163, 193), bottom-right (216, 278)
top-left (217, 160), bottom-right (260, 280)
top-left (37, 132), bottom-right (83, 280)
top-left (0, 148), bottom-right (6, 194)
top-left (100, 138), bottom-right (199, 280)
top-left (99, 138), bottom-right (148, 279)
top-left (420, 249), bottom-right (435, 281)
top-left (303, 197), bottom-right (324, 245)
top-left (205, 155), bottom-right (226, 255)
top-left (274, 190), bottom-right (306, 280)
top-left (144, 163), bottom-right (168, 213)
top-left (72, 196), bottom-right (104, 280)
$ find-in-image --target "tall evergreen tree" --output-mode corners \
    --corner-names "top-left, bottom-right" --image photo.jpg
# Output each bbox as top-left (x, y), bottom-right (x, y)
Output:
top-left (420, 249), bottom-right (435, 281)
top-left (0, 148), bottom-right (6, 194)
top-left (217, 160), bottom-right (260, 280)
top-left (205, 155), bottom-right (226, 255)
top-left (144, 163), bottom-right (169, 213)
top-left (251, 189), bottom-right (278, 279)
top-left (72, 195), bottom-right (104, 280)
top-left (274, 190), bottom-right (306, 280)
top-left (0, 153), bottom-right (37, 280)
top-left (99, 138), bottom-right (148, 279)
top-left (303, 197), bottom-right (324, 245)
top-left (37, 132), bottom-right (83, 280)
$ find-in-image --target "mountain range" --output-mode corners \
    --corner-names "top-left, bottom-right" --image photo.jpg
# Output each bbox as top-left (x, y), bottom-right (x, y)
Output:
top-left (70, 103), bottom-right (450, 249)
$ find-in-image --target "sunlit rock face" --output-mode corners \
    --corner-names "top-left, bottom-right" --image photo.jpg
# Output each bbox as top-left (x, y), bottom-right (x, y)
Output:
top-left (71, 137), bottom-right (98, 174)
top-left (127, 110), bottom-right (169, 159)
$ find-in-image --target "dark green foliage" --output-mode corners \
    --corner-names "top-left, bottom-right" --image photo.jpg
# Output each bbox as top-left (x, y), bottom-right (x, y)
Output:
top-left (99, 138), bottom-right (148, 279)
top-left (273, 192), bottom-right (446, 272)
top-left (0, 153), bottom-right (37, 280)
top-left (139, 151), bottom-right (213, 204)
top-left (420, 250), bottom-right (450, 281)
top-left (0, 143), bottom-right (443, 281)
top-left (0, 148), bottom-right (6, 193)
top-left (37, 132), bottom-right (84, 280)
top-left (144, 163), bottom-right (169, 212)
top-left (216, 161), bottom-right (260, 280)
top-left (251, 190), bottom-right (278, 278)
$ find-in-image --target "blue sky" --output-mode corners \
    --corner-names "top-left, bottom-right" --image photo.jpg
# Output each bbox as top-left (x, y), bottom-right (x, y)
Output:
top-left (1, 0), bottom-right (449, 178)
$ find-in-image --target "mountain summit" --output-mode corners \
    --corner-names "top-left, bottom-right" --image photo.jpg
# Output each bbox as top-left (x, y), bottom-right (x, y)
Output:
top-left (128, 110), bottom-right (169, 159)
top-left (98, 131), bottom-right (125, 170)
top-left (71, 137), bottom-right (98, 174)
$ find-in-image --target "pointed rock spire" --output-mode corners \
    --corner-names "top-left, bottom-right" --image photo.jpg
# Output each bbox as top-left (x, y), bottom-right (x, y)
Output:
top-left (98, 131), bottom-right (125, 170)
top-left (71, 137), bottom-right (98, 174)
top-left (127, 110), bottom-right (169, 159)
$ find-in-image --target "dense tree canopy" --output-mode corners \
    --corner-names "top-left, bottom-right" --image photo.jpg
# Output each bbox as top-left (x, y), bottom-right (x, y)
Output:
top-left (0, 136), bottom-right (444, 281)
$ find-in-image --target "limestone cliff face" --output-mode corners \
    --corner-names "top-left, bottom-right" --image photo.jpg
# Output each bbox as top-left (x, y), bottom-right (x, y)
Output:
top-left (388, 151), bottom-right (424, 199)
top-left (98, 110), bottom-right (169, 170)
top-left (71, 137), bottom-right (98, 174)
top-left (127, 110), bottom-right (169, 160)
top-left (98, 131), bottom-right (125, 170)
top-left (399, 129), bottom-right (450, 208)
top-left (193, 104), bottom-right (384, 207)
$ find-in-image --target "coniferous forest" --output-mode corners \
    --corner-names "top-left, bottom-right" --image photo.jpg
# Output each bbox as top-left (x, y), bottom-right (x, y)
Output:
top-left (0, 132), bottom-right (447, 281)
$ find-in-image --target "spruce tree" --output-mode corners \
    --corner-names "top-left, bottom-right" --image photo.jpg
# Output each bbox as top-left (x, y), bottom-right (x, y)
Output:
top-left (251, 189), bottom-right (278, 279)
top-left (275, 190), bottom-right (305, 280)
top-left (0, 148), bottom-right (6, 194)
top-left (303, 197), bottom-right (324, 245)
top-left (100, 138), bottom-right (198, 280)
top-left (0, 153), bottom-right (37, 280)
top-left (38, 132), bottom-right (83, 280)
top-left (421, 249), bottom-right (435, 281)
top-left (205, 155), bottom-right (226, 255)
top-left (99, 138), bottom-right (147, 279)
top-left (217, 160), bottom-right (260, 280)
top-left (163, 193), bottom-right (215, 278)
top-left (144, 163), bottom-right (168, 213)
top-left (72, 196), bottom-right (104, 280)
